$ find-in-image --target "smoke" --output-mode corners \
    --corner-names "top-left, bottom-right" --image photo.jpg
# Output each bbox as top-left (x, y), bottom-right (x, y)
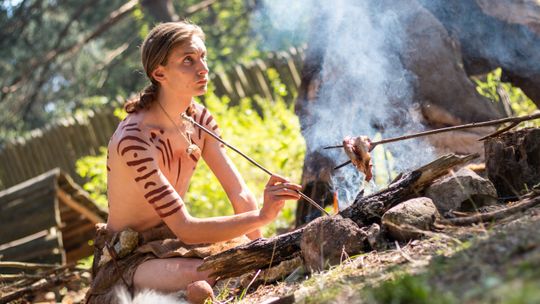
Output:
top-left (254, 0), bottom-right (435, 206)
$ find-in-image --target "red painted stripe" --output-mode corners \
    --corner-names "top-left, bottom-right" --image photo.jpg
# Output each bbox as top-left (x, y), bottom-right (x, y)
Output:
top-left (212, 125), bottom-right (218, 130)
top-left (144, 181), bottom-right (156, 189)
top-left (135, 169), bottom-right (157, 182)
top-left (122, 122), bottom-right (137, 129)
top-left (175, 159), bottom-right (182, 186)
top-left (189, 154), bottom-right (198, 162)
top-left (198, 108), bottom-right (207, 139)
top-left (159, 206), bottom-right (181, 218)
top-left (205, 114), bottom-right (213, 125)
top-left (166, 139), bottom-right (174, 161)
top-left (156, 146), bottom-right (167, 168)
top-left (127, 157), bottom-right (153, 166)
top-left (158, 139), bottom-right (171, 170)
top-left (120, 145), bottom-right (147, 156)
top-left (137, 166), bottom-right (147, 172)
top-left (117, 136), bottom-right (150, 153)
top-left (148, 189), bottom-right (174, 204)
top-left (144, 185), bottom-right (169, 198)
top-left (155, 199), bottom-right (178, 210)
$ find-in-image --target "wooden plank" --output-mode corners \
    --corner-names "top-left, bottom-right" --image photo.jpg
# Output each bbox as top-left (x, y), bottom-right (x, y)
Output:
top-left (226, 69), bottom-right (246, 100)
top-left (0, 229), bottom-right (63, 266)
top-left (89, 109), bottom-right (108, 147)
top-left (27, 131), bottom-right (45, 177)
top-left (232, 65), bottom-right (251, 98)
top-left (13, 138), bottom-right (33, 184)
top-left (65, 242), bottom-right (93, 263)
top-left (57, 188), bottom-right (104, 224)
top-left (0, 187), bottom-right (57, 244)
top-left (0, 169), bottom-right (57, 204)
top-left (253, 59), bottom-right (274, 101)
top-left (35, 128), bottom-right (55, 173)
top-left (5, 143), bottom-right (23, 187)
top-left (48, 124), bottom-right (72, 173)
top-left (61, 221), bottom-right (95, 241)
top-left (0, 147), bottom-right (16, 189)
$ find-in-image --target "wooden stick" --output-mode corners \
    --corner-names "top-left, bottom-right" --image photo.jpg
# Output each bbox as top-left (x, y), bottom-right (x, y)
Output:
top-left (324, 112), bottom-right (540, 150)
top-left (181, 114), bottom-right (330, 216)
top-left (437, 191), bottom-right (540, 226)
top-left (0, 261), bottom-right (58, 270)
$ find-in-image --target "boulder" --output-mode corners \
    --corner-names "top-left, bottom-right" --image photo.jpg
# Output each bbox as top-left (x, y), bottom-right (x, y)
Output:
top-left (382, 197), bottom-right (439, 241)
top-left (300, 216), bottom-right (367, 272)
top-left (424, 167), bottom-right (498, 213)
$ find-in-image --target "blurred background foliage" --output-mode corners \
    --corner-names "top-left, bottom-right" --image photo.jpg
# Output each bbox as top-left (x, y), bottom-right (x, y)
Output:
top-left (0, 0), bottom-right (303, 146)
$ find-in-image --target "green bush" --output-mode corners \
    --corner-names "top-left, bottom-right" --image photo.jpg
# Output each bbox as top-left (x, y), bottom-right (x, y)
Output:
top-left (77, 91), bottom-right (305, 236)
top-left (473, 68), bottom-right (539, 127)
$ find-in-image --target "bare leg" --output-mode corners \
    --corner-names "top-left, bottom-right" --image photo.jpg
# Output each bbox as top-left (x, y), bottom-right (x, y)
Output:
top-left (133, 258), bottom-right (215, 292)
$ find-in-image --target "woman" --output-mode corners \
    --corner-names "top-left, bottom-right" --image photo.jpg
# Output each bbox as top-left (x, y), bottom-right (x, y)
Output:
top-left (87, 21), bottom-right (301, 304)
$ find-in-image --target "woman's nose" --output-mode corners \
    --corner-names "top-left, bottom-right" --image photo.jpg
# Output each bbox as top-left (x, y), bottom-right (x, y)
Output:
top-left (198, 59), bottom-right (209, 75)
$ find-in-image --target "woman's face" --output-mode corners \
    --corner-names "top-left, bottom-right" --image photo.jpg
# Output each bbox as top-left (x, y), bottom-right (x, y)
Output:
top-left (157, 36), bottom-right (209, 97)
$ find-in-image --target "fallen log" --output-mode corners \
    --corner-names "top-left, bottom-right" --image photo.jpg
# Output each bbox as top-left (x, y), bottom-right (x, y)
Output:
top-left (199, 153), bottom-right (478, 278)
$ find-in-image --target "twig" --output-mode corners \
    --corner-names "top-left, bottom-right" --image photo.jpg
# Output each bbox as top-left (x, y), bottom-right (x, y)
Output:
top-left (0, 261), bottom-right (58, 270)
top-left (438, 191), bottom-right (540, 226)
top-left (181, 113), bottom-right (330, 216)
top-left (324, 112), bottom-right (540, 150)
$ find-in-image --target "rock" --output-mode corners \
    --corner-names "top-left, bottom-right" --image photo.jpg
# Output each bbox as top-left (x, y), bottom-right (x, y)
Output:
top-left (382, 197), bottom-right (438, 241)
top-left (362, 223), bottom-right (385, 251)
top-left (300, 216), bottom-right (367, 272)
top-left (424, 167), bottom-right (498, 213)
top-left (186, 280), bottom-right (214, 304)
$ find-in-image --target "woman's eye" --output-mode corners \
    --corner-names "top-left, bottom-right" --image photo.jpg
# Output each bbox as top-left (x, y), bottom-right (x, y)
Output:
top-left (183, 56), bottom-right (193, 64)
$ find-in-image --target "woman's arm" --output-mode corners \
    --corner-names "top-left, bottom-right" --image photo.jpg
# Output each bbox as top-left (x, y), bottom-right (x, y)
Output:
top-left (198, 109), bottom-right (266, 239)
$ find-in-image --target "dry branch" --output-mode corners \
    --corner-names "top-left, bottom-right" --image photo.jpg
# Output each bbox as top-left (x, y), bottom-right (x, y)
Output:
top-left (438, 190), bottom-right (540, 226)
top-left (199, 153), bottom-right (477, 278)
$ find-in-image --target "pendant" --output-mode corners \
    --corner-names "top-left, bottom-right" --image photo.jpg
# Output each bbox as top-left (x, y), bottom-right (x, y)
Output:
top-left (186, 144), bottom-right (201, 158)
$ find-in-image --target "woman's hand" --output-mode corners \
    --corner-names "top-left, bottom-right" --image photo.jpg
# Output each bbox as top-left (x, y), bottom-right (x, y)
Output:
top-left (260, 175), bottom-right (302, 223)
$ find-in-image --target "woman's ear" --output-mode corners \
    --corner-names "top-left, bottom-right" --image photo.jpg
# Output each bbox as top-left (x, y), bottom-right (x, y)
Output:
top-left (152, 66), bottom-right (166, 84)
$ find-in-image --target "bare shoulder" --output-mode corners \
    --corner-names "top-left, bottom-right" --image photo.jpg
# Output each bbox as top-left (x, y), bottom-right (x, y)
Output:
top-left (190, 102), bottom-right (221, 139)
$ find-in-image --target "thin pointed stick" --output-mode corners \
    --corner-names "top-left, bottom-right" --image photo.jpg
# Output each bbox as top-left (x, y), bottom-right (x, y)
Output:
top-left (181, 114), bottom-right (330, 216)
top-left (323, 112), bottom-right (540, 150)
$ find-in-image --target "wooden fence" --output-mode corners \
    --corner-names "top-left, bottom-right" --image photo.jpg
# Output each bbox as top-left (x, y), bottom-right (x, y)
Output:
top-left (0, 47), bottom-right (305, 190)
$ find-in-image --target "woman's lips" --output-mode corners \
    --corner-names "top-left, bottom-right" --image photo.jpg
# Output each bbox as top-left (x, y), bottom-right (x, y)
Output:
top-left (196, 79), bottom-right (208, 84)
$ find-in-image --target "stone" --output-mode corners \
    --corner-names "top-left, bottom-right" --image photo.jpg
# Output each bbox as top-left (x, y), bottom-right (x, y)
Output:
top-left (382, 197), bottom-right (439, 241)
top-left (300, 216), bottom-right (367, 272)
top-left (424, 167), bottom-right (498, 213)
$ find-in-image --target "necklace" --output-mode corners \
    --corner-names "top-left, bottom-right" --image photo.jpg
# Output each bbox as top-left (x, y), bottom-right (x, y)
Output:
top-left (157, 101), bottom-right (201, 159)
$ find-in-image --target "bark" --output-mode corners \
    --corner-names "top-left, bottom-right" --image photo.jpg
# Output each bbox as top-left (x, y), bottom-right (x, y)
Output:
top-left (485, 128), bottom-right (540, 199)
top-left (199, 153), bottom-right (477, 279)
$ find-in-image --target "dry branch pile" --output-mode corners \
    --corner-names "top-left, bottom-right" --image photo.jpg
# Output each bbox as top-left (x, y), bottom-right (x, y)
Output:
top-left (0, 262), bottom-right (89, 304)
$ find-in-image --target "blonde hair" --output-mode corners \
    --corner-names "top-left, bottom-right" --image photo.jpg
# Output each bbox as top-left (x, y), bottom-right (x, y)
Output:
top-left (124, 21), bottom-right (205, 114)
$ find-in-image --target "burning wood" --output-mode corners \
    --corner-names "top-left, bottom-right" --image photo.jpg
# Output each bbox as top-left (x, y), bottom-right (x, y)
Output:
top-left (342, 136), bottom-right (373, 181)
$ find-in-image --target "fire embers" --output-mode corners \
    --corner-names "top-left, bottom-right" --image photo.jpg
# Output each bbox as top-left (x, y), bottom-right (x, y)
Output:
top-left (342, 136), bottom-right (373, 181)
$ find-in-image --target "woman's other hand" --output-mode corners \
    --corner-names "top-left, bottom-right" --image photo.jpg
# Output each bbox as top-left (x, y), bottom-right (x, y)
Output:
top-left (260, 175), bottom-right (302, 223)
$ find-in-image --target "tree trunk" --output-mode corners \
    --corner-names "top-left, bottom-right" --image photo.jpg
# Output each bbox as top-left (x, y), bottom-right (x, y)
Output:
top-left (199, 153), bottom-right (477, 279)
top-left (485, 128), bottom-right (540, 199)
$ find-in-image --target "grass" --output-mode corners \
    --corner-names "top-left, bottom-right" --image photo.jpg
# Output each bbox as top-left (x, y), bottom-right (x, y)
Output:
top-left (235, 205), bottom-right (540, 304)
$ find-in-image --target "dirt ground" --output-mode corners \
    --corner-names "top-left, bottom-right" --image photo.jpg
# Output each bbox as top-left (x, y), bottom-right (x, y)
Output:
top-left (3, 203), bottom-right (540, 303)
top-left (222, 204), bottom-right (540, 304)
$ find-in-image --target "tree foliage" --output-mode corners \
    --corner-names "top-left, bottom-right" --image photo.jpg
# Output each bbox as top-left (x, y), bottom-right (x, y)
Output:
top-left (0, 0), bottom-right (281, 145)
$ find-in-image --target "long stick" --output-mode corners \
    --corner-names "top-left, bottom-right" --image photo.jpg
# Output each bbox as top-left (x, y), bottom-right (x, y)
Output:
top-left (324, 112), bottom-right (540, 150)
top-left (181, 114), bottom-right (330, 216)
